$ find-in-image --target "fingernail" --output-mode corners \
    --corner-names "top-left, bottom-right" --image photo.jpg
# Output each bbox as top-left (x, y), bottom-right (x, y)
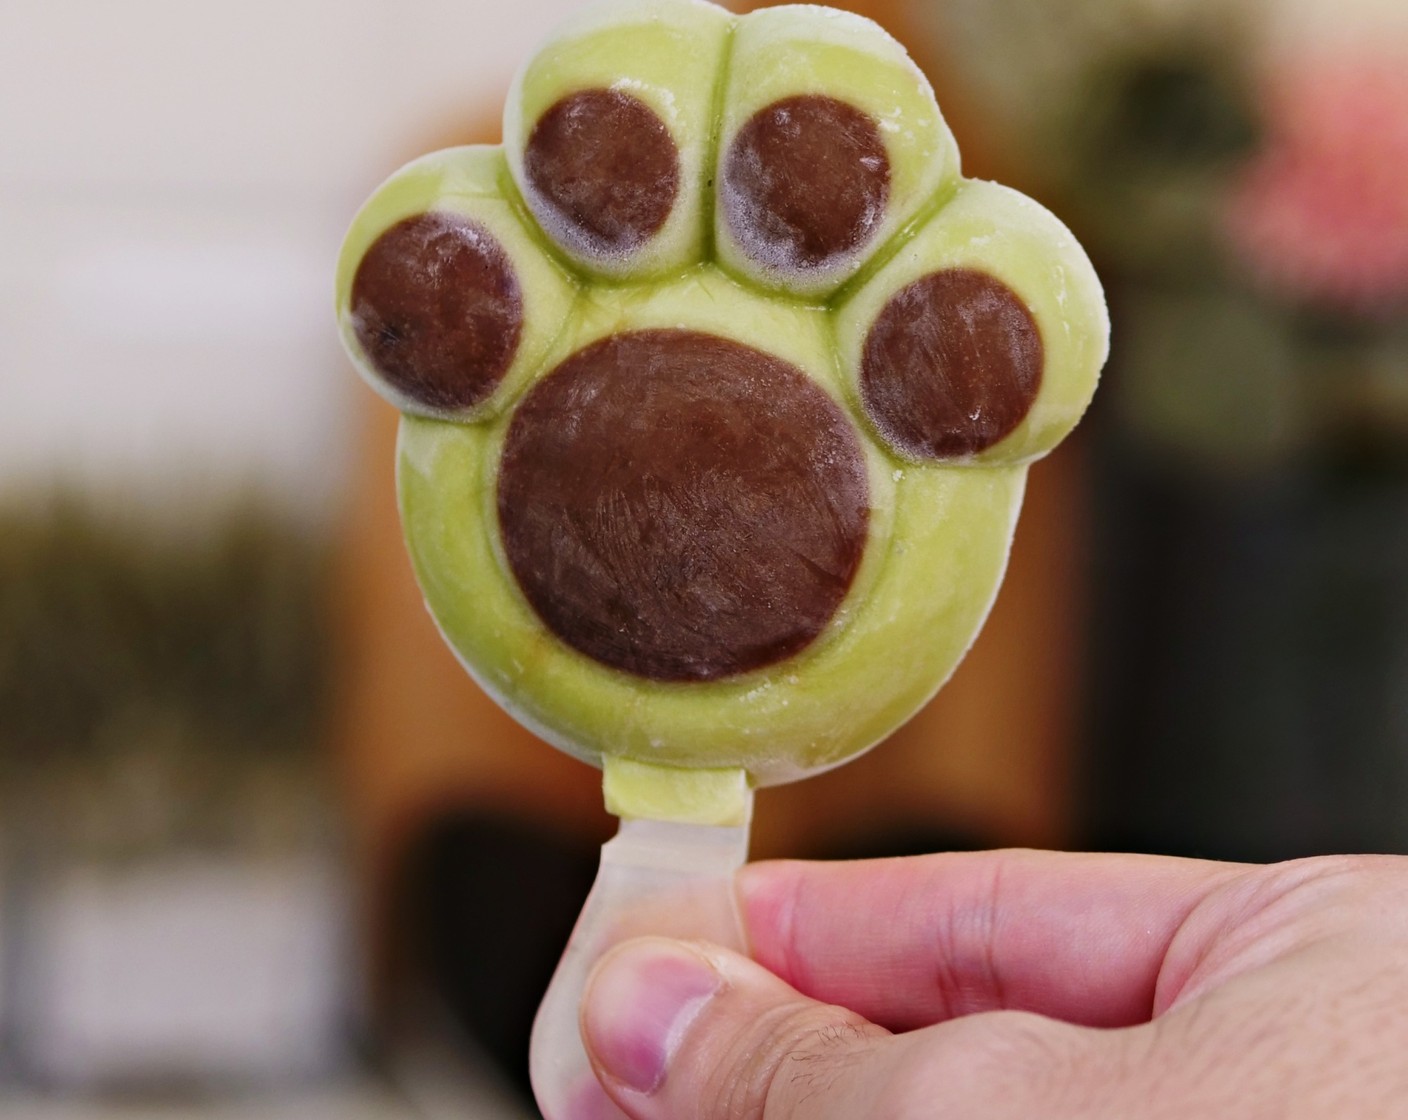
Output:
top-left (582, 939), bottom-right (722, 1095)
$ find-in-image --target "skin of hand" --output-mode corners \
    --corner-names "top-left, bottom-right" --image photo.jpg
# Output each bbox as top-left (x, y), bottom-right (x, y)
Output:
top-left (579, 850), bottom-right (1408, 1119)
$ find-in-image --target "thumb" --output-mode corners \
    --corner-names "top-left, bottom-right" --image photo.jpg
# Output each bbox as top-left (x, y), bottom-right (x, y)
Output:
top-left (579, 936), bottom-right (1099, 1120)
top-left (580, 936), bottom-right (888, 1119)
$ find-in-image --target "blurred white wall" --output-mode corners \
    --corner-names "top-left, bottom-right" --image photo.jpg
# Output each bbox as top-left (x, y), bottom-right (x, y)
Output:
top-left (0, 0), bottom-right (584, 516)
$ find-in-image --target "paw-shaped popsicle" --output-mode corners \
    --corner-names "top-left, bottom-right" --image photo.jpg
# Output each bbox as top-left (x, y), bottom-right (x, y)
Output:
top-left (334, 0), bottom-right (1108, 821)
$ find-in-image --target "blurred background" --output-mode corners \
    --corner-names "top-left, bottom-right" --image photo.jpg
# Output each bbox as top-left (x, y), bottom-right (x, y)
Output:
top-left (1, 0), bottom-right (1405, 1115)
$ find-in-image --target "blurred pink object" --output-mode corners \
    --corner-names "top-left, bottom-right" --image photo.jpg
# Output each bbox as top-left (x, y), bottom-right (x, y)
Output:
top-left (1225, 52), bottom-right (1408, 316)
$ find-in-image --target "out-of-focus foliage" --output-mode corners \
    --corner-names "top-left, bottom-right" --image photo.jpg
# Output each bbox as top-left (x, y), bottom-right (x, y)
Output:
top-left (0, 496), bottom-right (333, 856)
top-left (912, 0), bottom-right (1408, 860)
top-left (918, 0), bottom-right (1408, 476)
top-left (919, 0), bottom-right (1264, 267)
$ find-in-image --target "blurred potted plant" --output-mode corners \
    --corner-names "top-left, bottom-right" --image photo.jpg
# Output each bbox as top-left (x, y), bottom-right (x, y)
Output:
top-left (913, 0), bottom-right (1408, 859)
top-left (0, 494), bottom-right (354, 1088)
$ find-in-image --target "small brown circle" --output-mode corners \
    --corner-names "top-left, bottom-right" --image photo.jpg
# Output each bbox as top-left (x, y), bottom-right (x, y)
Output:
top-left (351, 211), bottom-right (523, 412)
top-left (524, 88), bottom-right (680, 258)
top-left (722, 94), bottom-right (891, 273)
top-left (861, 268), bottom-right (1044, 459)
top-left (498, 329), bottom-right (870, 682)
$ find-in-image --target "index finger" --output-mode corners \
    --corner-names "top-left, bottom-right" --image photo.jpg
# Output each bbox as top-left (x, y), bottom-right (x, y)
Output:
top-left (739, 848), bottom-right (1245, 1032)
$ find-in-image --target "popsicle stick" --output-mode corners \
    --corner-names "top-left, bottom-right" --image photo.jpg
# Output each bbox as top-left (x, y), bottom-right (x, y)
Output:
top-left (529, 806), bottom-right (753, 1120)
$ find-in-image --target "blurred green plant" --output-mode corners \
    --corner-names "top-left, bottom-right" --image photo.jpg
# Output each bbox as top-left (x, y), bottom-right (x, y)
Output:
top-left (911, 0), bottom-right (1408, 859)
top-left (0, 494), bottom-right (334, 856)
top-left (917, 0), bottom-right (1264, 273)
top-left (917, 0), bottom-right (1408, 475)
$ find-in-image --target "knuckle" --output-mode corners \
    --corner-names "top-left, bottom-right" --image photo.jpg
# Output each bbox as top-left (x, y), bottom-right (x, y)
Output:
top-left (958, 1010), bottom-right (1087, 1070)
top-left (1167, 854), bottom-right (1408, 1007)
top-left (911, 1012), bottom-right (1103, 1119)
top-left (715, 999), bottom-right (886, 1120)
top-left (1230, 855), bottom-right (1403, 935)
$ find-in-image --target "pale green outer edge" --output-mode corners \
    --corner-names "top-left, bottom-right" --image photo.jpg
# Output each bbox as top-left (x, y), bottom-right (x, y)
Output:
top-left (398, 395), bottom-right (1026, 786)
top-left (333, 146), bottom-right (581, 425)
top-left (502, 0), bottom-right (735, 281)
top-left (712, 4), bottom-right (961, 299)
top-left (338, 0), bottom-right (1110, 799)
top-left (834, 179), bottom-right (1111, 466)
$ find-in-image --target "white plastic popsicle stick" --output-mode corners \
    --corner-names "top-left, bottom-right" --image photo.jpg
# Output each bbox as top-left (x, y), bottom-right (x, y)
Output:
top-left (529, 803), bottom-right (754, 1120)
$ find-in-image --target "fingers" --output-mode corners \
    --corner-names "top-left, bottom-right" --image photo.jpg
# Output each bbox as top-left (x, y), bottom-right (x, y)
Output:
top-left (581, 858), bottom-right (1408, 1120)
top-left (739, 849), bottom-right (1247, 1031)
top-left (581, 936), bottom-right (1106, 1120)
top-left (581, 937), bottom-right (894, 1120)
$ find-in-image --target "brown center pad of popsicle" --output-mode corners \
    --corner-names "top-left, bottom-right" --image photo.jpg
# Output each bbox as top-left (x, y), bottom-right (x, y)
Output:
top-left (723, 95), bottom-right (891, 271)
top-left (498, 329), bottom-right (870, 682)
top-left (525, 89), bottom-right (680, 256)
top-left (351, 212), bottom-right (523, 412)
top-left (861, 268), bottom-right (1044, 458)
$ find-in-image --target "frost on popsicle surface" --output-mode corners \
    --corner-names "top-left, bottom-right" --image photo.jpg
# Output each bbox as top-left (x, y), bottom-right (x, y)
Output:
top-left (334, 0), bottom-right (1109, 819)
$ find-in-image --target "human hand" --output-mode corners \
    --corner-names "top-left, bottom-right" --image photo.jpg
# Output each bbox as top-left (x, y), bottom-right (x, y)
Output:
top-left (579, 849), bottom-right (1408, 1118)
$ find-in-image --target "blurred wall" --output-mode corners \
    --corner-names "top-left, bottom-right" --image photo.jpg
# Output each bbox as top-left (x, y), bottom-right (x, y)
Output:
top-left (0, 0), bottom-right (586, 511)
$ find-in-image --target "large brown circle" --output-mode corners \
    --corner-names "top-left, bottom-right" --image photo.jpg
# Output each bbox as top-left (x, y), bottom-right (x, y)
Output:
top-left (498, 329), bottom-right (870, 682)
top-left (351, 211), bottom-right (523, 412)
top-left (524, 88), bottom-right (680, 257)
top-left (722, 94), bottom-right (891, 272)
top-left (861, 268), bottom-right (1044, 459)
